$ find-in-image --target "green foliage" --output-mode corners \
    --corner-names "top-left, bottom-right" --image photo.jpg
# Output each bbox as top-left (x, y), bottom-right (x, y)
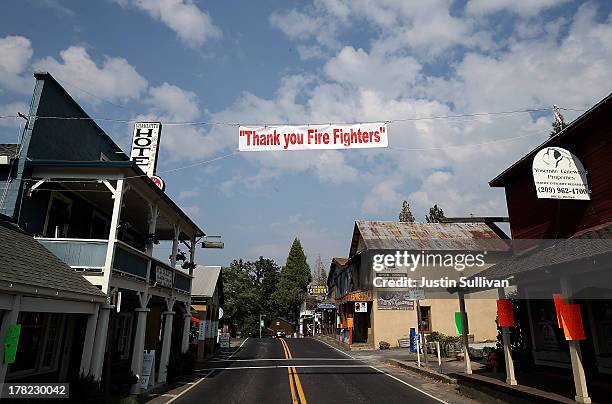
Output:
top-left (222, 260), bottom-right (261, 336)
top-left (425, 331), bottom-right (461, 356)
top-left (425, 204), bottom-right (445, 223)
top-left (272, 238), bottom-right (312, 325)
top-left (399, 200), bottom-right (415, 223)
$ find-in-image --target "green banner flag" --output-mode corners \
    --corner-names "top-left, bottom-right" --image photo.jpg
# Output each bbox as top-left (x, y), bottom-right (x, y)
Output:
top-left (454, 312), bottom-right (463, 335)
top-left (4, 324), bottom-right (21, 364)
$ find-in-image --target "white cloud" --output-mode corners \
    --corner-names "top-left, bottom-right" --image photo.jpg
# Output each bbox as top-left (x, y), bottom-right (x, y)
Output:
top-left (148, 83), bottom-right (200, 121)
top-left (0, 36), bottom-right (33, 94)
top-left (115, 0), bottom-right (221, 46)
top-left (0, 102), bottom-right (29, 127)
top-left (466, 0), bottom-right (570, 17)
top-left (34, 46), bottom-right (148, 103)
top-left (178, 190), bottom-right (200, 200)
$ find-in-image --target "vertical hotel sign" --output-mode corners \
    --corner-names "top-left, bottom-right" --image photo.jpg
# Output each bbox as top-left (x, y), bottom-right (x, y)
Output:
top-left (130, 122), bottom-right (164, 189)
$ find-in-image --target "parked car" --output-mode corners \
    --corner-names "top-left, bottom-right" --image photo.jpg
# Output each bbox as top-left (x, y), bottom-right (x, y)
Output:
top-left (275, 330), bottom-right (286, 338)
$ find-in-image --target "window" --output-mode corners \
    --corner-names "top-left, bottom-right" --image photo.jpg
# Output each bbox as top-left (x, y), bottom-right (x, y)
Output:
top-left (419, 306), bottom-right (431, 332)
top-left (90, 211), bottom-right (109, 239)
top-left (43, 192), bottom-right (72, 238)
top-left (8, 313), bottom-right (65, 378)
top-left (115, 313), bottom-right (133, 360)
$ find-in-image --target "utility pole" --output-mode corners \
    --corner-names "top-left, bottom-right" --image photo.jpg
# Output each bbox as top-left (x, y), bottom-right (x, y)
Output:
top-left (259, 313), bottom-right (262, 338)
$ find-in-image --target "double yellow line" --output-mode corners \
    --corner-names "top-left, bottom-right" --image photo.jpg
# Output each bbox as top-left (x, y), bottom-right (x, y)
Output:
top-left (280, 338), bottom-right (307, 404)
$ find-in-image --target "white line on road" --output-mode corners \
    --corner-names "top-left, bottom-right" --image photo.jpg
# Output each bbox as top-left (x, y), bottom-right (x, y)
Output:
top-left (228, 337), bottom-right (249, 359)
top-left (312, 338), bottom-right (448, 404)
top-left (164, 370), bottom-right (213, 404)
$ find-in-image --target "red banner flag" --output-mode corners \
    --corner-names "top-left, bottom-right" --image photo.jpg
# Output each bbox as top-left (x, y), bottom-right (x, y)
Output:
top-left (560, 304), bottom-right (586, 341)
top-left (553, 294), bottom-right (565, 328)
top-left (497, 299), bottom-right (515, 327)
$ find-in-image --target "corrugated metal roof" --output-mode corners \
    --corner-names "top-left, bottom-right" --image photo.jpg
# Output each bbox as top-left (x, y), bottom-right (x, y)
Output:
top-left (191, 265), bottom-right (221, 297)
top-left (350, 221), bottom-right (507, 256)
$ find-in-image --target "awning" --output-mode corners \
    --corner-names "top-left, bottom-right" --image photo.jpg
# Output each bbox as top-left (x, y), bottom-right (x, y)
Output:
top-left (191, 305), bottom-right (207, 312)
top-left (190, 316), bottom-right (201, 323)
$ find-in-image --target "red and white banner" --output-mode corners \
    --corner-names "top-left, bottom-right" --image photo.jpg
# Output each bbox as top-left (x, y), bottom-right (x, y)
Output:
top-left (239, 122), bottom-right (388, 151)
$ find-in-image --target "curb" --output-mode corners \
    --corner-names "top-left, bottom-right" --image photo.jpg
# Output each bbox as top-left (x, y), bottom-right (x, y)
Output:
top-left (386, 359), bottom-right (457, 385)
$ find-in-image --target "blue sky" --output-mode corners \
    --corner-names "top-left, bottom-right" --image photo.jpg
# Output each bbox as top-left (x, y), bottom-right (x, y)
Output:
top-left (1, 0), bottom-right (612, 269)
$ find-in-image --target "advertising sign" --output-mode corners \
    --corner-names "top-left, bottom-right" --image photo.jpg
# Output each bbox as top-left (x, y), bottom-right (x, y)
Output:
top-left (408, 288), bottom-right (425, 301)
top-left (346, 317), bottom-right (354, 328)
top-left (355, 302), bottom-right (368, 312)
top-left (532, 147), bottom-right (590, 200)
top-left (239, 122), bottom-right (388, 151)
top-left (139, 350), bottom-right (155, 389)
top-left (131, 122), bottom-right (162, 177)
top-left (377, 291), bottom-right (414, 310)
top-left (496, 299), bottom-right (515, 327)
top-left (309, 285), bottom-right (328, 296)
top-left (4, 324), bottom-right (21, 364)
top-left (220, 332), bottom-right (231, 348)
top-left (155, 266), bottom-right (173, 288)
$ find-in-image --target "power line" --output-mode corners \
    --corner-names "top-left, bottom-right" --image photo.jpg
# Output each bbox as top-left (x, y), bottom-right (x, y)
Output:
top-left (0, 106), bottom-right (585, 127)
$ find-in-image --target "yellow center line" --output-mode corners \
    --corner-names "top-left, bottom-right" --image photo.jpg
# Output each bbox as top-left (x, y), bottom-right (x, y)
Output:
top-left (280, 339), bottom-right (307, 404)
top-left (280, 339), bottom-right (298, 404)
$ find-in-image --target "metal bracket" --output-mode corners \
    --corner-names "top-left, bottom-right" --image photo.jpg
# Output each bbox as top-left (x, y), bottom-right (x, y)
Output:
top-left (28, 178), bottom-right (48, 196)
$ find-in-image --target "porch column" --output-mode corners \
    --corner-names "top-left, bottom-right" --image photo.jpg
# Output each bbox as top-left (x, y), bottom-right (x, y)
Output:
top-left (90, 303), bottom-right (112, 381)
top-left (130, 292), bottom-right (151, 394)
top-left (181, 309), bottom-right (191, 353)
top-left (458, 291), bottom-right (472, 374)
top-left (157, 297), bottom-right (176, 384)
top-left (0, 295), bottom-right (21, 384)
top-left (497, 288), bottom-right (517, 385)
top-left (101, 177), bottom-right (125, 295)
top-left (561, 278), bottom-right (591, 403)
top-left (79, 303), bottom-right (100, 376)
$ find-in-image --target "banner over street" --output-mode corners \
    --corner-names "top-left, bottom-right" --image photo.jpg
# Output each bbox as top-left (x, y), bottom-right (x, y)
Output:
top-left (239, 122), bottom-right (388, 151)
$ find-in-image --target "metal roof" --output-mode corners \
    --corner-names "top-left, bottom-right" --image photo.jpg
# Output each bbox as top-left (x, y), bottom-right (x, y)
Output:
top-left (349, 221), bottom-right (507, 257)
top-left (191, 265), bottom-right (221, 297)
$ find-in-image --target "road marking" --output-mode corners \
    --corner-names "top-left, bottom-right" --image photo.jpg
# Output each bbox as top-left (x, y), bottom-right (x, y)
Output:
top-left (195, 364), bottom-right (374, 371)
top-left (311, 338), bottom-right (448, 404)
top-left (228, 337), bottom-right (249, 359)
top-left (281, 338), bottom-right (308, 404)
top-left (164, 370), bottom-right (213, 404)
top-left (208, 357), bottom-right (359, 362)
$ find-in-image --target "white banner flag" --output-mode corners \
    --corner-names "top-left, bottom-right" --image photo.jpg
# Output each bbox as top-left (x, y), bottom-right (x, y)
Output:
top-left (239, 122), bottom-right (388, 151)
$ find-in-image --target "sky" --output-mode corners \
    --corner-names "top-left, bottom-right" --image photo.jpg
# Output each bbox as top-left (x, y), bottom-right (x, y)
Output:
top-left (1, 0), bottom-right (612, 270)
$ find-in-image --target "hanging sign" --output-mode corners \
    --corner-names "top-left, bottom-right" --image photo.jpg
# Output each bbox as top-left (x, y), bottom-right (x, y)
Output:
top-left (150, 175), bottom-right (165, 191)
top-left (309, 285), bottom-right (328, 296)
top-left (454, 312), bottom-right (469, 335)
top-left (560, 304), bottom-right (586, 341)
top-left (355, 302), bottom-right (368, 312)
top-left (496, 299), bottom-right (515, 327)
top-left (220, 332), bottom-right (231, 348)
top-left (155, 266), bottom-right (173, 288)
top-left (532, 147), bottom-right (590, 200)
top-left (4, 324), bottom-right (21, 364)
top-left (553, 294), bottom-right (565, 328)
top-left (131, 122), bottom-right (162, 176)
top-left (239, 122), bottom-right (388, 151)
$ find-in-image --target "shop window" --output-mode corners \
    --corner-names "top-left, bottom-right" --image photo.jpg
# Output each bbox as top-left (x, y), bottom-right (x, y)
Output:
top-left (419, 306), bottom-right (431, 332)
top-left (43, 192), bottom-right (72, 238)
top-left (530, 299), bottom-right (566, 351)
top-left (8, 313), bottom-right (65, 378)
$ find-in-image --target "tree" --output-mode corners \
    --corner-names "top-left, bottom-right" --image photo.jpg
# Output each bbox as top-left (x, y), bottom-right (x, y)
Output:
top-left (311, 255), bottom-right (328, 286)
top-left (255, 256), bottom-right (281, 323)
top-left (222, 260), bottom-right (260, 336)
top-left (399, 200), bottom-right (415, 223)
top-left (272, 238), bottom-right (312, 326)
top-left (549, 107), bottom-right (568, 137)
top-left (425, 204), bottom-right (445, 223)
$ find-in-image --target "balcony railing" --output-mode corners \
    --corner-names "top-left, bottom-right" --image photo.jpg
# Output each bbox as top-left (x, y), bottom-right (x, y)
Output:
top-left (37, 237), bottom-right (192, 293)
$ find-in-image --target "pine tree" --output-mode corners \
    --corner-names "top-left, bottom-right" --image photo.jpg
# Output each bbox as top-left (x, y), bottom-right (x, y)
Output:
top-left (272, 238), bottom-right (312, 326)
top-left (399, 200), bottom-right (415, 223)
top-left (425, 204), bottom-right (445, 223)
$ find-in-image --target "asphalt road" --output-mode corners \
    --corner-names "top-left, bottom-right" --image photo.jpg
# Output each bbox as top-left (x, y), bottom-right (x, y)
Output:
top-left (162, 337), bottom-right (467, 404)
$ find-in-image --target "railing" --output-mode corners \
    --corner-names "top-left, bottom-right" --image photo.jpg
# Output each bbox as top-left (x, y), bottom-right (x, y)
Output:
top-left (37, 238), bottom-right (107, 271)
top-left (37, 237), bottom-right (192, 293)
